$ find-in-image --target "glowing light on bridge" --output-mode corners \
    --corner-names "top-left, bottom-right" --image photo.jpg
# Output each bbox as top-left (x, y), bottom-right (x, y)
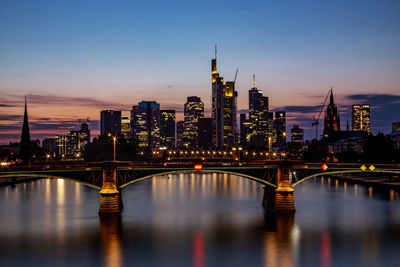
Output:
top-left (194, 164), bottom-right (203, 171)
top-left (321, 164), bottom-right (328, 171)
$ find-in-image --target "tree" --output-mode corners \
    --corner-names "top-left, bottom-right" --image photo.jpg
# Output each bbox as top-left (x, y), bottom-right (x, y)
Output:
top-left (304, 139), bottom-right (328, 161)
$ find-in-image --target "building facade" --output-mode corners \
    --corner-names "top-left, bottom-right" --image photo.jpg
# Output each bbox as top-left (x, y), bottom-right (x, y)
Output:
top-left (291, 125), bottom-right (304, 144)
top-left (176, 121), bottom-right (184, 148)
top-left (273, 111), bottom-right (286, 147)
top-left (352, 104), bottom-right (370, 133)
top-left (198, 118), bottom-right (212, 149)
top-left (100, 110), bottom-right (121, 135)
top-left (183, 96), bottom-right (204, 148)
top-left (131, 101), bottom-right (160, 151)
top-left (160, 110), bottom-right (176, 149)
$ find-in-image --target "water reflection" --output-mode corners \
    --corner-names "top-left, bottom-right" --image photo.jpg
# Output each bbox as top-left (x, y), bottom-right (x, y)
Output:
top-left (100, 215), bottom-right (123, 267)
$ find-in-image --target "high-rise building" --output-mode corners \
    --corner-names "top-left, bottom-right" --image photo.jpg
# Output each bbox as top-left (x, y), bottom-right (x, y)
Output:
top-left (54, 122), bottom-right (90, 158)
top-left (323, 88), bottom-right (340, 138)
top-left (273, 111), bottom-right (286, 147)
top-left (183, 96), bottom-right (204, 148)
top-left (131, 101), bottom-right (160, 151)
top-left (211, 47), bottom-right (237, 148)
top-left (291, 125), bottom-right (304, 144)
top-left (393, 121), bottom-right (400, 132)
top-left (352, 104), bottom-right (370, 133)
top-left (100, 110), bottom-right (121, 135)
top-left (176, 121), bottom-right (184, 148)
top-left (248, 75), bottom-right (270, 148)
top-left (160, 110), bottom-right (176, 148)
top-left (198, 118), bottom-right (212, 149)
top-left (121, 112), bottom-right (131, 139)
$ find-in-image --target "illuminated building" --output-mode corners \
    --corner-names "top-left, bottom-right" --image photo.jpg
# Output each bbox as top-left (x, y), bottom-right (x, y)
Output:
top-left (131, 101), bottom-right (160, 151)
top-left (176, 121), bottom-right (184, 148)
top-left (160, 110), bottom-right (176, 148)
top-left (323, 88), bottom-right (340, 138)
top-left (248, 75), bottom-right (271, 148)
top-left (100, 110), bottom-right (121, 135)
top-left (54, 122), bottom-right (90, 158)
top-left (273, 111), bottom-right (286, 147)
top-left (198, 118), bottom-right (212, 149)
top-left (291, 125), bottom-right (304, 144)
top-left (393, 122), bottom-right (400, 132)
top-left (211, 46), bottom-right (238, 148)
top-left (121, 113), bottom-right (131, 139)
top-left (352, 104), bottom-right (370, 133)
top-left (240, 114), bottom-right (252, 146)
top-left (183, 96), bottom-right (204, 148)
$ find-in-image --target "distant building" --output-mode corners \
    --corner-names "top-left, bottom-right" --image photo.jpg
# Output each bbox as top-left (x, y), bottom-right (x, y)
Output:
top-left (393, 121), bottom-right (400, 132)
top-left (131, 101), bottom-right (160, 151)
top-left (211, 47), bottom-right (238, 148)
top-left (352, 104), bottom-right (370, 133)
top-left (121, 113), bottom-right (131, 139)
top-left (54, 122), bottom-right (90, 158)
top-left (176, 121), bottom-right (184, 148)
top-left (100, 110), bottom-right (121, 135)
top-left (183, 96), bottom-right (204, 148)
top-left (198, 118), bottom-right (212, 149)
top-left (323, 88), bottom-right (340, 138)
top-left (240, 114), bottom-right (251, 146)
top-left (291, 125), bottom-right (304, 144)
top-left (273, 111), bottom-right (286, 147)
top-left (160, 110), bottom-right (176, 148)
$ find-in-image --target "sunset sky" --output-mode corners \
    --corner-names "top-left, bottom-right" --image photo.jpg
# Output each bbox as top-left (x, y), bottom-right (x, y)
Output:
top-left (1, 0), bottom-right (399, 144)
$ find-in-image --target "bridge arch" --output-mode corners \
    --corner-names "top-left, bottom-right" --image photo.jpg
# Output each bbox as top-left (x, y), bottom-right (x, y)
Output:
top-left (0, 173), bottom-right (101, 190)
top-left (119, 170), bottom-right (277, 189)
top-left (292, 169), bottom-right (400, 187)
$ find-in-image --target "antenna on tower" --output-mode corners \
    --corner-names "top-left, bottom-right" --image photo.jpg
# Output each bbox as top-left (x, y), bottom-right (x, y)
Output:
top-left (214, 44), bottom-right (217, 59)
top-left (252, 74), bottom-right (255, 88)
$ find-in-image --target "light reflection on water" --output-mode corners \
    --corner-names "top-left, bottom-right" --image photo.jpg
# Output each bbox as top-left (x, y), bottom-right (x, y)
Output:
top-left (0, 173), bottom-right (400, 266)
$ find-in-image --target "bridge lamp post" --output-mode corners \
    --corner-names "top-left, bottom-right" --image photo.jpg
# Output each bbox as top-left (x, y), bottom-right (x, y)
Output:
top-left (108, 133), bottom-right (117, 161)
top-left (268, 137), bottom-right (272, 158)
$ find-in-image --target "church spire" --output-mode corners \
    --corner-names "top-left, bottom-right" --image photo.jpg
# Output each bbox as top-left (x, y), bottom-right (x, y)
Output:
top-left (21, 97), bottom-right (30, 148)
top-left (329, 86), bottom-right (334, 104)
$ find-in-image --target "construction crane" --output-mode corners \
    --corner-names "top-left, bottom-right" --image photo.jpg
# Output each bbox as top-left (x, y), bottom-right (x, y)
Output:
top-left (233, 68), bottom-right (239, 83)
top-left (312, 88), bottom-right (331, 140)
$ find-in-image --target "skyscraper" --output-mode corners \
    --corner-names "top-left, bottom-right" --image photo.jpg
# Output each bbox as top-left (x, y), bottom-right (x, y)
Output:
top-left (248, 75), bottom-right (270, 148)
top-left (198, 118), bottom-right (212, 149)
top-left (352, 104), bottom-right (370, 133)
top-left (211, 46), bottom-right (238, 148)
top-left (291, 125), bottom-right (304, 144)
top-left (273, 111), bottom-right (286, 147)
top-left (131, 101), bottom-right (160, 151)
top-left (100, 110), bottom-right (121, 135)
top-left (323, 88), bottom-right (340, 138)
top-left (160, 110), bottom-right (176, 148)
top-left (121, 112), bottom-right (131, 139)
top-left (183, 96), bottom-right (204, 148)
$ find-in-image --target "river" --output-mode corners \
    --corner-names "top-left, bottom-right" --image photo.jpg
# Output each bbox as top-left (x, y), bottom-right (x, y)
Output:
top-left (0, 173), bottom-right (399, 267)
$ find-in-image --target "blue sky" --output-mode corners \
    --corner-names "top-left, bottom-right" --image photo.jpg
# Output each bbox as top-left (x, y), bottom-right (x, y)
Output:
top-left (0, 0), bottom-right (399, 143)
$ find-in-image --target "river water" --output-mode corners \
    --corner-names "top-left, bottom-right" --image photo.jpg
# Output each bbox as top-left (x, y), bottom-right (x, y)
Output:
top-left (0, 173), bottom-right (399, 267)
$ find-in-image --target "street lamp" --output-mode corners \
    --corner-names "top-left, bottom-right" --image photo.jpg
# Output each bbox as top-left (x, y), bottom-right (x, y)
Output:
top-left (108, 133), bottom-right (117, 161)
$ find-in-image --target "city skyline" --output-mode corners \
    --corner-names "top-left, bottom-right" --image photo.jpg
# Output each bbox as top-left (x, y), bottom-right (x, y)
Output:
top-left (1, 0), bottom-right (400, 144)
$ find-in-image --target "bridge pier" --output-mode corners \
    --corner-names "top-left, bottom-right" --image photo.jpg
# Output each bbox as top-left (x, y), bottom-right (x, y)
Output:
top-left (99, 162), bottom-right (123, 214)
top-left (262, 163), bottom-right (296, 213)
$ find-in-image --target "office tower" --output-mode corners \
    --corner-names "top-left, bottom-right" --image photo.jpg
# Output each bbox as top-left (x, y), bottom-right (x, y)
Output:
top-left (240, 113), bottom-right (252, 147)
top-left (131, 101), bottom-right (160, 151)
top-left (211, 46), bottom-right (238, 148)
top-left (352, 104), bottom-right (370, 133)
top-left (291, 125), bottom-right (304, 144)
top-left (323, 88), bottom-right (340, 138)
top-left (198, 118), bottom-right (212, 149)
top-left (121, 112), bottom-right (131, 139)
top-left (273, 111), bottom-right (286, 147)
top-left (100, 110), bottom-right (121, 135)
top-left (176, 121), bottom-right (184, 148)
top-left (248, 75), bottom-right (270, 147)
top-left (183, 96), bottom-right (204, 148)
top-left (393, 122), bottom-right (400, 132)
top-left (54, 122), bottom-right (90, 158)
top-left (160, 110), bottom-right (176, 148)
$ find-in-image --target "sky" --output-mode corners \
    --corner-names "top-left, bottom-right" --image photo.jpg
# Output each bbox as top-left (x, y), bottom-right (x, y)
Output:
top-left (0, 0), bottom-right (399, 144)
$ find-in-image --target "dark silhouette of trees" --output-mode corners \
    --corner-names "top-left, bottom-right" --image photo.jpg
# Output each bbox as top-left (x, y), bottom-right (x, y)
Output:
top-left (304, 139), bottom-right (328, 161)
